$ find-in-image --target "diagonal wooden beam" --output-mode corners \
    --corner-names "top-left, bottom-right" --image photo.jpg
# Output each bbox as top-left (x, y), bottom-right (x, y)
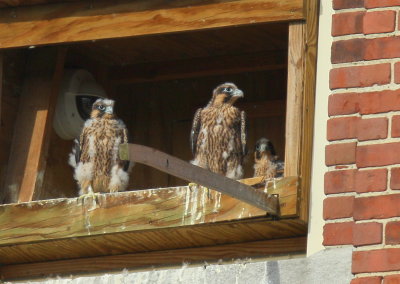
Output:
top-left (119, 143), bottom-right (279, 213)
top-left (0, 0), bottom-right (304, 49)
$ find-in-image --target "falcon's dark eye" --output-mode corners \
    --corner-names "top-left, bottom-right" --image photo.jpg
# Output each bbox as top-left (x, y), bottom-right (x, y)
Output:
top-left (98, 105), bottom-right (105, 111)
top-left (224, 87), bottom-right (233, 93)
top-left (256, 145), bottom-right (260, 151)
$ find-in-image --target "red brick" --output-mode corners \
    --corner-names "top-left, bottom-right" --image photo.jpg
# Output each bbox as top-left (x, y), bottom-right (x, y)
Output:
top-left (354, 222), bottom-right (383, 246)
top-left (386, 221), bottom-right (400, 244)
top-left (357, 142), bottom-right (400, 168)
top-left (326, 142), bottom-right (357, 166)
top-left (365, 0), bottom-right (400, 8)
top-left (384, 274), bottom-right (400, 284)
top-left (324, 196), bottom-right (354, 220)
top-left (330, 64), bottom-right (391, 90)
top-left (333, 0), bottom-right (364, 10)
top-left (359, 90), bottom-right (400, 115)
top-left (354, 194), bottom-right (400, 220)
top-left (328, 93), bottom-right (360, 116)
top-left (332, 38), bottom-right (365, 64)
top-left (363, 10), bottom-right (396, 34)
top-left (332, 37), bottom-right (400, 64)
top-left (392, 116), bottom-right (400, 138)
top-left (356, 169), bottom-right (387, 193)
top-left (391, 168), bottom-right (400, 190)
top-left (323, 222), bottom-right (354, 246)
top-left (327, 117), bottom-right (359, 141)
top-left (395, 62), bottom-right (400, 84)
top-left (332, 12), bottom-right (364, 36)
top-left (352, 277), bottom-right (382, 284)
top-left (353, 248), bottom-right (400, 273)
top-left (357, 117), bottom-right (388, 141)
top-left (325, 170), bottom-right (357, 194)
top-left (365, 37), bottom-right (400, 60)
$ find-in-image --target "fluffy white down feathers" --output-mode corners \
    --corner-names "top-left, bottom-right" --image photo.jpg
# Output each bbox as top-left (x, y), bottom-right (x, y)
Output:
top-left (69, 99), bottom-right (130, 195)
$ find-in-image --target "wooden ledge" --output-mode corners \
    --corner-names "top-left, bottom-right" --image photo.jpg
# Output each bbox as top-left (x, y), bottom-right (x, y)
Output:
top-left (0, 176), bottom-right (298, 246)
top-left (0, 176), bottom-right (304, 273)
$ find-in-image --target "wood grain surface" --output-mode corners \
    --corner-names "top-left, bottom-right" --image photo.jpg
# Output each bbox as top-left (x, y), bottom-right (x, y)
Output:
top-left (0, 0), bottom-right (304, 48)
top-left (2, 47), bottom-right (66, 203)
top-left (0, 237), bottom-right (306, 280)
top-left (298, 0), bottom-right (319, 223)
top-left (0, 176), bottom-right (298, 247)
top-left (109, 51), bottom-right (287, 84)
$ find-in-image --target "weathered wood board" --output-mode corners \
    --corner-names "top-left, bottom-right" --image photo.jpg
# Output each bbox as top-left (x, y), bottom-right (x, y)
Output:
top-left (110, 51), bottom-right (287, 84)
top-left (0, 0), bottom-right (304, 49)
top-left (0, 176), bottom-right (298, 247)
top-left (0, 218), bottom-right (307, 265)
top-left (0, 237), bottom-right (307, 280)
top-left (2, 47), bottom-right (66, 203)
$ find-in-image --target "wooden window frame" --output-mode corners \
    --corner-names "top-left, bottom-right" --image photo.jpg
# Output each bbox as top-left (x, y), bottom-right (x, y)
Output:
top-left (0, 0), bottom-right (318, 280)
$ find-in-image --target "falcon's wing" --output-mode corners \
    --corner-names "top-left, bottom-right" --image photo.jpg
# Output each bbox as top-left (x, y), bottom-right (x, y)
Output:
top-left (241, 111), bottom-right (248, 156)
top-left (77, 126), bottom-right (89, 163)
top-left (122, 127), bottom-right (130, 172)
top-left (74, 138), bottom-right (80, 164)
top-left (275, 160), bottom-right (285, 177)
top-left (190, 108), bottom-right (202, 156)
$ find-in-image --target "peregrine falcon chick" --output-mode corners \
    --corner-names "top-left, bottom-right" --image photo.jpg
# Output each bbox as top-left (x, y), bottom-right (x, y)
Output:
top-left (190, 82), bottom-right (247, 179)
top-left (69, 99), bottom-right (130, 195)
top-left (253, 138), bottom-right (284, 179)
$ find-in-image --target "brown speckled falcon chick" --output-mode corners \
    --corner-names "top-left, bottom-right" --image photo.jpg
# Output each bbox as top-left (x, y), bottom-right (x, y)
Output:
top-left (69, 99), bottom-right (130, 195)
top-left (190, 82), bottom-right (247, 179)
top-left (253, 138), bottom-right (284, 179)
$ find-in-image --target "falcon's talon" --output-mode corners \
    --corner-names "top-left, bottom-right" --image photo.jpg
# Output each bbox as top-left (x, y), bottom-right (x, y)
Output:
top-left (78, 191), bottom-right (101, 201)
top-left (188, 182), bottom-right (198, 190)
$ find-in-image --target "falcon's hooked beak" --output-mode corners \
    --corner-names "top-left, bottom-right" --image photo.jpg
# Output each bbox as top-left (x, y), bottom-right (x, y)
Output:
top-left (258, 143), bottom-right (267, 153)
top-left (105, 106), bottom-right (113, 114)
top-left (255, 143), bottom-right (266, 160)
top-left (233, 89), bottom-right (244, 98)
top-left (255, 138), bottom-right (276, 160)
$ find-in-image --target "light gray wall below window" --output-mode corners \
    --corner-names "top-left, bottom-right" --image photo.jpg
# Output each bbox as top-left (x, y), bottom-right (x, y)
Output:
top-left (8, 247), bottom-right (352, 284)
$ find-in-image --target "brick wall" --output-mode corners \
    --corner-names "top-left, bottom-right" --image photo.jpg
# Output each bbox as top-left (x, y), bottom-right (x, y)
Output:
top-left (325, 0), bottom-right (400, 283)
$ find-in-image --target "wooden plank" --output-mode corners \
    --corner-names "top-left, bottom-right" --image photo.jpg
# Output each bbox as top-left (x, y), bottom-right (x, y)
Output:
top-left (0, 0), bottom-right (80, 8)
top-left (238, 100), bottom-right (286, 119)
top-left (0, 237), bottom-right (307, 280)
top-left (110, 51), bottom-right (287, 85)
top-left (0, 50), bottom-right (28, 204)
top-left (0, 0), bottom-right (304, 49)
top-left (299, 0), bottom-right (319, 222)
top-left (0, 52), bottom-right (2, 201)
top-left (284, 23), bottom-right (305, 178)
top-left (0, 177), bottom-right (298, 247)
top-left (0, 52), bottom-right (2, 121)
top-left (0, 218), bottom-right (307, 265)
top-left (2, 47), bottom-right (66, 203)
top-left (121, 144), bottom-right (279, 213)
